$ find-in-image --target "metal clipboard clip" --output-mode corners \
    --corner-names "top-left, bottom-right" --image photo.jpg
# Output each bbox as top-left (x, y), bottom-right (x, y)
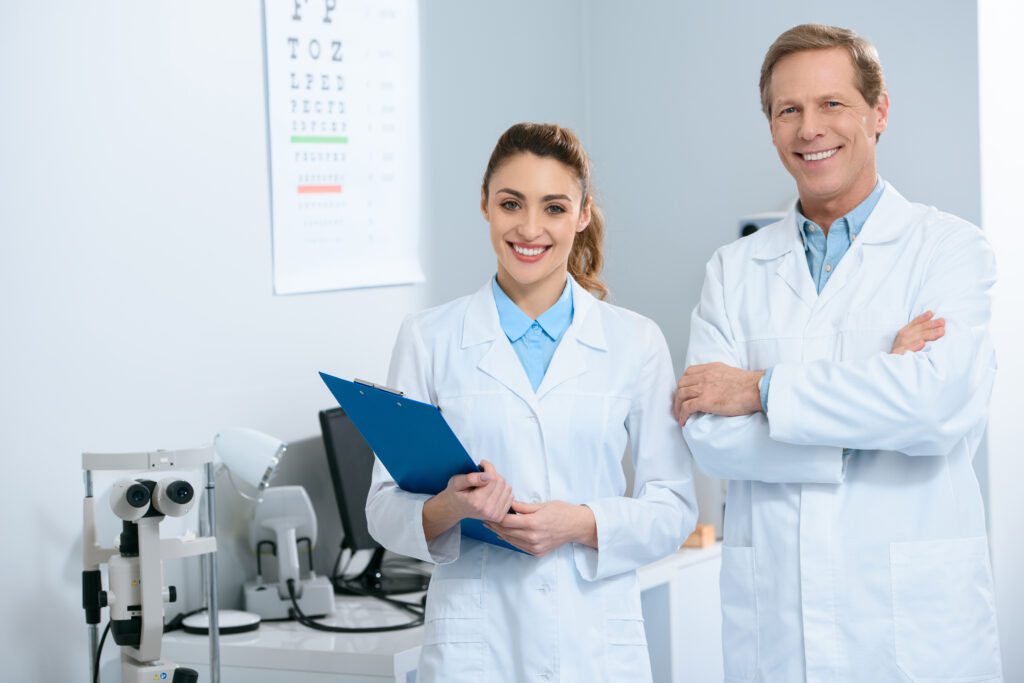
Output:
top-left (353, 378), bottom-right (405, 397)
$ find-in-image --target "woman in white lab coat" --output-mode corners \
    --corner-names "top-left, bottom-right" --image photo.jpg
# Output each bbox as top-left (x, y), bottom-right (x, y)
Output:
top-left (365, 123), bottom-right (698, 682)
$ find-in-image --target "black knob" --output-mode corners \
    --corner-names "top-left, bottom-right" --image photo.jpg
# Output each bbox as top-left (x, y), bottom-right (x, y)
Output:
top-left (168, 586), bottom-right (177, 603)
top-left (172, 667), bottom-right (199, 683)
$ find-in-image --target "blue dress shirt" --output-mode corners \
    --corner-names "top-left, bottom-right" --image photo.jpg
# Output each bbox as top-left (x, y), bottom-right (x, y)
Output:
top-left (492, 276), bottom-right (574, 391)
top-left (760, 179), bottom-right (885, 412)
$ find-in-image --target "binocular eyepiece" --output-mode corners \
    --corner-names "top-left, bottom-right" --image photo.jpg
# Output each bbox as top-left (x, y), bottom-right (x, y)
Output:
top-left (110, 477), bottom-right (196, 520)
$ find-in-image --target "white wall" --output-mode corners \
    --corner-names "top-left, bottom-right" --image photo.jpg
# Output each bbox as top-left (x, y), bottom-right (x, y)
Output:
top-left (418, 1), bottom-right (591, 305)
top-left (0, 3), bottom-right (425, 679)
top-left (978, 1), bottom-right (1024, 678)
top-left (3, 1), bottom-right (1015, 679)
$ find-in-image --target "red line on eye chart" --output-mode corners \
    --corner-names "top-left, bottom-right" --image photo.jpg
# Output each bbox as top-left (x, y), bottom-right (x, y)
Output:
top-left (297, 184), bottom-right (343, 194)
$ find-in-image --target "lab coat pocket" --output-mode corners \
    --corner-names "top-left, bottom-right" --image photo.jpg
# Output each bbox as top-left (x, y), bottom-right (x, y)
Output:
top-left (720, 546), bottom-right (758, 683)
top-left (420, 578), bottom-right (486, 682)
top-left (891, 536), bottom-right (1001, 682)
top-left (424, 578), bottom-right (483, 623)
top-left (418, 640), bottom-right (486, 683)
top-left (605, 619), bottom-right (653, 682)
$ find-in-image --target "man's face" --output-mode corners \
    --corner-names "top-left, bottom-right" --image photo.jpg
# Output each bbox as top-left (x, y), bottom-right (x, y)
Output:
top-left (768, 47), bottom-right (888, 211)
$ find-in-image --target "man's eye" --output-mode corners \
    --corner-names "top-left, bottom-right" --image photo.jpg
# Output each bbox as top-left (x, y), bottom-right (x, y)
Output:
top-left (500, 200), bottom-right (520, 210)
top-left (779, 106), bottom-right (798, 116)
top-left (826, 101), bottom-right (842, 108)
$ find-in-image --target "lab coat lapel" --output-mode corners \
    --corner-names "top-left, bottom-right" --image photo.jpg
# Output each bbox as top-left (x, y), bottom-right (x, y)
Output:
top-left (815, 184), bottom-right (912, 310)
top-left (462, 280), bottom-right (539, 412)
top-left (776, 249), bottom-right (818, 308)
top-left (535, 278), bottom-right (607, 401)
top-left (755, 206), bottom-right (817, 308)
top-left (813, 245), bottom-right (863, 311)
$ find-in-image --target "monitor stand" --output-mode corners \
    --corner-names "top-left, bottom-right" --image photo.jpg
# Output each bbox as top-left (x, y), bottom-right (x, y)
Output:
top-left (340, 547), bottom-right (429, 596)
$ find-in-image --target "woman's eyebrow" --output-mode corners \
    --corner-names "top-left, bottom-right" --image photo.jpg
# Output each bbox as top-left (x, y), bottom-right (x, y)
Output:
top-left (495, 188), bottom-right (525, 198)
top-left (542, 194), bottom-right (571, 202)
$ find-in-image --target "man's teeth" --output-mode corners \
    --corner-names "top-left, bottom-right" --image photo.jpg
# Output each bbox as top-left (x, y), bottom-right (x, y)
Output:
top-left (513, 244), bottom-right (546, 256)
top-left (802, 148), bottom-right (838, 161)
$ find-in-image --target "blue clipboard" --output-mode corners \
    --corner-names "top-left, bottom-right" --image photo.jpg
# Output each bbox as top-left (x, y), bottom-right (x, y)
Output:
top-left (319, 372), bottom-right (523, 553)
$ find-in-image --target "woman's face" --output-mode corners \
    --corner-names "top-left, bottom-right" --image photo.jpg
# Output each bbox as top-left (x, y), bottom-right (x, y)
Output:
top-left (482, 152), bottom-right (591, 297)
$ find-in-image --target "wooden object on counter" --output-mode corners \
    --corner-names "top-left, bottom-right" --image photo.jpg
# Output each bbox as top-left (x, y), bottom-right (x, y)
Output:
top-left (683, 523), bottom-right (716, 549)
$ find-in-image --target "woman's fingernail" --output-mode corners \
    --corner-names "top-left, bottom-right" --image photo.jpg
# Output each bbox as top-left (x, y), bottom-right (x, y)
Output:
top-left (480, 474), bottom-right (491, 482)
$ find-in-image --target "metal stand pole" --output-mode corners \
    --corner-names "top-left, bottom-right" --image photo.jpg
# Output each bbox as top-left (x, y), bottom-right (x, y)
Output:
top-left (205, 462), bottom-right (221, 683)
top-left (85, 469), bottom-right (99, 682)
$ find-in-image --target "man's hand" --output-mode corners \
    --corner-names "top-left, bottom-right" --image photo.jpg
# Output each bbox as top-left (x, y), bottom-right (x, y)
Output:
top-left (485, 500), bottom-right (597, 556)
top-left (674, 362), bottom-right (764, 425)
top-left (422, 460), bottom-right (513, 541)
top-left (891, 311), bottom-right (945, 354)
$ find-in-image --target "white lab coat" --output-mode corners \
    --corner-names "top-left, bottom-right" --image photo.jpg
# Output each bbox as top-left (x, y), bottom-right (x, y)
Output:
top-left (366, 276), bottom-right (697, 683)
top-left (684, 183), bottom-right (1002, 683)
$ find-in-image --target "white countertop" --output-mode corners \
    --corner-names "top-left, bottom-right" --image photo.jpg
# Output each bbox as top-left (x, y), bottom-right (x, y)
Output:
top-left (637, 543), bottom-right (722, 591)
top-left (164, 543), bottom-right (722, 675)
top-left (163, 595), bottom-right (425, 677)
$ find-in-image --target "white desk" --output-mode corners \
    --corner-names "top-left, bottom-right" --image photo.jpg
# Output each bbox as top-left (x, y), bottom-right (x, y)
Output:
top-left (163, 544), bottom-right (722, 683)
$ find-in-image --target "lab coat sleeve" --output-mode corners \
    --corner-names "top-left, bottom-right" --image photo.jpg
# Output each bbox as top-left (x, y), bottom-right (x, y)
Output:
top-left (682, 251), bottom-right (847, 483)
top-left (767, 225), bottom-right (997, 456)
top-left (573, 320), bottom-right (699, 581)
top-left (364, 315), bottom-right (461, 565)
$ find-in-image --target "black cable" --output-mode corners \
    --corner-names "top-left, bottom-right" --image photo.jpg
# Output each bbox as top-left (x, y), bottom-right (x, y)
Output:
top-left (163, 608), bottom-right (203, 634)
top-left (330, 575), bottom-right (426, 614)
top-left (286, 578), bottom-right (424, 633)
top-left (92, 620), bottom-right (111, 683)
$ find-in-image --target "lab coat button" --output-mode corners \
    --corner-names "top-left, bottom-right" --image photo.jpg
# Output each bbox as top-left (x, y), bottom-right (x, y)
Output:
top-left (528, 494), bottom-right (541, 503)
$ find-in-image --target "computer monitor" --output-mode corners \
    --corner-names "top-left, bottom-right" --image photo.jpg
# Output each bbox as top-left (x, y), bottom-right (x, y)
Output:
top-left (318, 407), bottom-right (428, 595)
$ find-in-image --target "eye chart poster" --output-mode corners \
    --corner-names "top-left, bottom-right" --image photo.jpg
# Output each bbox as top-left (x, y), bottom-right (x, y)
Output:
top-left (262, 0), bottom-right (422, 294)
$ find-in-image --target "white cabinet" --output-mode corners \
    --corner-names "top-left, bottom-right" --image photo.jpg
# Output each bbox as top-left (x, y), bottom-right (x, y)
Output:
top-left (640, 544), bottom-right (723, 682)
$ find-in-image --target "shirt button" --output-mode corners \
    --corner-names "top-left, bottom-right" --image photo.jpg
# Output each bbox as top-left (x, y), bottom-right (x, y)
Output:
top-left (852, 232), bottom-right (858, 240)
top-left (824, 263), bottom-right (832, 273)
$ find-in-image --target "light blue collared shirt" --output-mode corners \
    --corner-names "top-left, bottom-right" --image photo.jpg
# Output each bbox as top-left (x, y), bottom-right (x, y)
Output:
top-left (760, 179), bottom-right (885, 412)
top-left (492, 276), bottom-right (574, 391)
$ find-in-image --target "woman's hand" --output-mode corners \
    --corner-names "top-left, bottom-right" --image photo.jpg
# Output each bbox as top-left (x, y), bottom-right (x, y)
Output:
top-left (485, 500), bottom-right (597, 556)
top-left (891, 311), bottom-right (945, 355)
top-left (422, 460), bottom-right (513, 541)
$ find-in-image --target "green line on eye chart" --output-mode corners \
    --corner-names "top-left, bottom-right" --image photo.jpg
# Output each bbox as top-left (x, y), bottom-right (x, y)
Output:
top-left (290, 135), bottom-right (349, 144)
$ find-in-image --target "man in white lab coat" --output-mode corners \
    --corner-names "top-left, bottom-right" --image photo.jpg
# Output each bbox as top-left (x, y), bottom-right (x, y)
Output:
top-left (675, 24), bottom-right (1003, 682)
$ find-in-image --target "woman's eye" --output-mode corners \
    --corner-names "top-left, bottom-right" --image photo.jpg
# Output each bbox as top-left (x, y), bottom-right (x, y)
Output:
top-left (500, 200), bottom-right (520, 210)
top-left (546, 205), bottom-right (567, 214)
